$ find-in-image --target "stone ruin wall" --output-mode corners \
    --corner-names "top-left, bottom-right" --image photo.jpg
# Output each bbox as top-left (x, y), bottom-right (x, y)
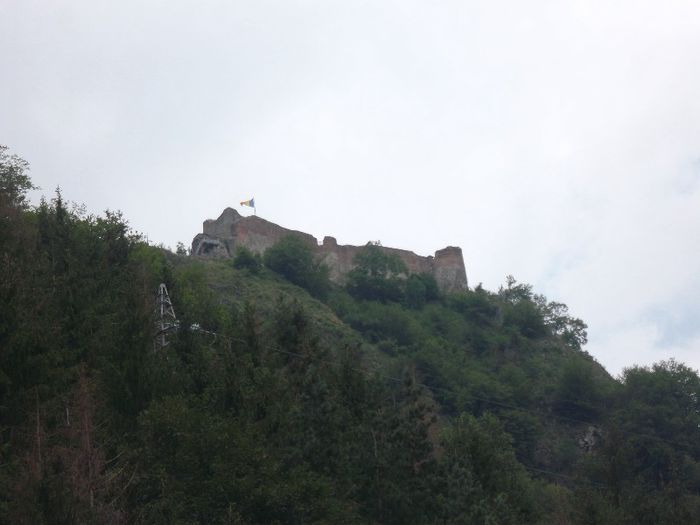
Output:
top-left (191, 207), bottom-right (468, 293)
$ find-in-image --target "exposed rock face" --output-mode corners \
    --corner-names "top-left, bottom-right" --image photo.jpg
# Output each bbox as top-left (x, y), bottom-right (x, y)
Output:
top-left (578, 425), bottom-right (603, 453)
top-left (191, 208), bottom-right (468, 293)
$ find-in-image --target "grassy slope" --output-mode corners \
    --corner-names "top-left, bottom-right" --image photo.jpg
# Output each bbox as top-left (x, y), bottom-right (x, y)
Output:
top-left (168, 255), bottom-right (391, 370)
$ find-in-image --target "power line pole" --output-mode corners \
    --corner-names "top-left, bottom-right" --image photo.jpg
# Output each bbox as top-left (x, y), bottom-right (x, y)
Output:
top-left (155, 283), bottom-right (177, 350)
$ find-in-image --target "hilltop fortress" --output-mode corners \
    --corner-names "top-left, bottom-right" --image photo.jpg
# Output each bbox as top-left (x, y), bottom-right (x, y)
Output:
top-left (191, 208), bottom-right (468, 293)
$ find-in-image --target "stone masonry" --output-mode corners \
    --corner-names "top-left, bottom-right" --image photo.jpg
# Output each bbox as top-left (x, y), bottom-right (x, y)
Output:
top-left (191, 208), bottom-right (468, 293)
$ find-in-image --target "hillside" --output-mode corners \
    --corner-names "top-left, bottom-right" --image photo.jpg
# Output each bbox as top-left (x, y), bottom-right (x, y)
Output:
top-left (2, 150), bottom-right (699, 524)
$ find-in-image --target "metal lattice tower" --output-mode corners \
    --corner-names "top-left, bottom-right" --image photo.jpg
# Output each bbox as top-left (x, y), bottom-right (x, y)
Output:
top-left (155, 283), bottom-right (178, 350)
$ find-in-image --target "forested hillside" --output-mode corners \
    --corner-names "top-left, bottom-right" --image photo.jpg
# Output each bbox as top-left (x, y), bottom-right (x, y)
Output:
top-left (2, 147), bottom-right (699, 524)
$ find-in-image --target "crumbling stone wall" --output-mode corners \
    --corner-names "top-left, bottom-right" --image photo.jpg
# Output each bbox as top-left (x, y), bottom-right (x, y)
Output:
top-left (192, 208), bottom-right (468, 293)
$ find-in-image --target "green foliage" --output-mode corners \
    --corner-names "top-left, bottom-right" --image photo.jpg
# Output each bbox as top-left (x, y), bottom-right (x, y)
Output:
top-left (353, 242), bottom-right (408, 277)
top-left (500, 409), bottom-right (542, 463)
top-left (499, 274), bottom-right (535, 303)
top-left (405, 273), bottom-right (440, 308)
top-left (554, 359), bottom-right (602, 420)
top-left (574, 360), bottom-right (700, 524)
top-left (0, 174), bottom-right (152, 520)
top-left (232, 246), bottom-right (262, 273)
top-left (499, 276), bottom-right (546, 338)
top-left (137, 396), bottom-right (351, 524)
top-left (447, 285), bottom-right (499, 327)
top-left (438, 413), bottom-right (538, 524)
top-left (540, 299), bottom-right (588, 350)
top-left (263, 235), bottom-right (330, 298)
top-left (344, 245), bottom-right (442, 309)
top-left (504, 299), bottom-right (547, 338)
top-left (499, 276), bottom-right (588, 347)
top-left (618, 359), bottom-right (700, 447)
top-left (346, 243), bottom-right (407, 302)
top-left (2, 149), bottom-right (699, 523)
top-left (0, 144), bottom-right (36, 209)
top-left (343, 300), bottom-right (424, 347)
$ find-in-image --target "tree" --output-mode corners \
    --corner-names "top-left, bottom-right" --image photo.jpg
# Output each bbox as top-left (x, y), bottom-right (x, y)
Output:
top-left (499, 277), bottom-right (588, 345)
top-left (497, 276), bottom-right (547, 338)
top-left (539, 299), bottom-right (588, 350)
top-left (405, 273), bottom-right (440, 309)
top-left (0, 145), bottom-right (36, 210)
top-left (263, 235), bottom-right (330, 298)
top-left (346, 243), bottom-right (407, 302)
top-left (498, 275), bottom-right (534, 304)
top-left (367, 372), bottom-right (438, 524)
top-left (554, 359), bottom-right (601, 419)
top-left (447, 285), bottom-right (499, 327)
top-left (587, 360), bottom-right (700, 524)
top-left (438, 413), bottom-right (537, 524)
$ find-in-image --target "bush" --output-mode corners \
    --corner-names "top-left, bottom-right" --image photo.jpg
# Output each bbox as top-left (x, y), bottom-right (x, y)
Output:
top-left (232, 246), bottom-right (262, 273)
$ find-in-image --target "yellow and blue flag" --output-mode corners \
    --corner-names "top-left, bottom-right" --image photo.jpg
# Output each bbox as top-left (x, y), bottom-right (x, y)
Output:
top-left (240, 198), bottom-right (255, 208)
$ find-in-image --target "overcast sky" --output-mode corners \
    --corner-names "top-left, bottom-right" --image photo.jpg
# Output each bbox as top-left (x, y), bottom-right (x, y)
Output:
top-left (2, 0), bottom-right (699, 376)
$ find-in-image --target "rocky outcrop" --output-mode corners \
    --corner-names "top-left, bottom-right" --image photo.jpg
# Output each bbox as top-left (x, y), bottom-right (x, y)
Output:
top-left (191, 208), bottom-right (468, 293)
top-left (578, 425), bottom-right (603, 453)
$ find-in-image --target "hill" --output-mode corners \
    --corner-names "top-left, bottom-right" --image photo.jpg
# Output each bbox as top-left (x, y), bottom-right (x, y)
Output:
top-left (1, 147), bottom-right (699, 524)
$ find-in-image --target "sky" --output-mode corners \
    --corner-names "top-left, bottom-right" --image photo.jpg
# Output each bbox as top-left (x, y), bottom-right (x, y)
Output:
top-left (2, 0), bottom-right (699, 376)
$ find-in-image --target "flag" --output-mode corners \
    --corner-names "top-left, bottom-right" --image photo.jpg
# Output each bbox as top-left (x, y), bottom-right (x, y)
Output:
top-left (240, 198), bottom-right (255, 208)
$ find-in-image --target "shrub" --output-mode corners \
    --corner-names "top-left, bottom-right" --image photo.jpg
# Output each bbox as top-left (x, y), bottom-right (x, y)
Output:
top-left (232, 246), bottom-right (261, 273)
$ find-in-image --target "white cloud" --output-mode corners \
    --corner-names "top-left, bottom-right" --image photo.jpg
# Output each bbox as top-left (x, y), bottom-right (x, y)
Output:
top-left (592, 322), bottom-right (700, 379)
